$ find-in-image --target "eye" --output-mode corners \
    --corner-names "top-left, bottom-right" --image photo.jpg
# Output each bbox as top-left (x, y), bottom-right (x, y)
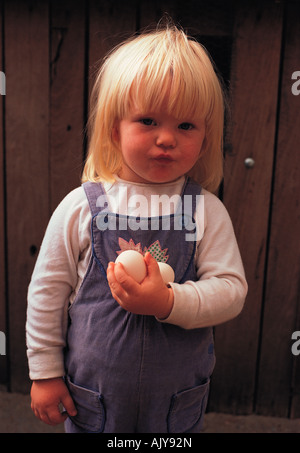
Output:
top-left (140, 118), bottom-right (156, 126)
top-left (179, 122), bottom-right (194, 130)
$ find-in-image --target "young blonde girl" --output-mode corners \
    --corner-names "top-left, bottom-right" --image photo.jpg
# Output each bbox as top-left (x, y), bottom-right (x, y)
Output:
top-left (27, 24), bottom-right (247, 433)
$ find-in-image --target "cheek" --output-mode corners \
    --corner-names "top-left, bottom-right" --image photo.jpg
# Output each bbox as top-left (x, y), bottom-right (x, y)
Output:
top-left (119, 136), bottom-right (143, 165)
top-left (185, 142), bottom-right (203, 162)
top-left (123, 133), bottom-right (147, 154)
top-left (191, 133), bottom-right (206, 159)
top-left (112, 123), bottom-right (124, 151)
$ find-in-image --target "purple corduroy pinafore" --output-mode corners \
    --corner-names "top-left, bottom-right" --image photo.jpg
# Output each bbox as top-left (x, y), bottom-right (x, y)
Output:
top-left (64, 177), bottom-right (215, 433)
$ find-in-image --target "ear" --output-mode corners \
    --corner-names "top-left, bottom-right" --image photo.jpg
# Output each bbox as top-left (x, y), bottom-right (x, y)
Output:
top-left (112, 122), bottom-right (119, 143)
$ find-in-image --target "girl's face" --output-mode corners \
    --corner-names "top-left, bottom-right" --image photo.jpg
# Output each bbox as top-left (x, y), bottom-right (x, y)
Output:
top-left (114, 104), bottom-right (206, 184)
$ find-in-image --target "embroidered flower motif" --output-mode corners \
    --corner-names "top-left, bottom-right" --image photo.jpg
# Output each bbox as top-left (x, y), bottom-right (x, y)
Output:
top-left (117, 237), bottom-right (169, 263)
top-left (144, 240), bottom-right (169, 263)
top-left (116, 238), bottom-right (143, 255)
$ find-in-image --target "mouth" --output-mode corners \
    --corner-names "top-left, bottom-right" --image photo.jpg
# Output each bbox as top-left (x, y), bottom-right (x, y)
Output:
top-left (153, 154), bottom-right (174, 164)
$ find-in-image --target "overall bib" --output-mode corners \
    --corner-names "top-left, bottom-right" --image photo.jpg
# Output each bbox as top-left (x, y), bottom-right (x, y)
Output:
top-left (64, 178), bottom-right (215, 433)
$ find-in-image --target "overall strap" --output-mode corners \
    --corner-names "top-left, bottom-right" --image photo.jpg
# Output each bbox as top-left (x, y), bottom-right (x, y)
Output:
top-left (82, 181), bottom-right (108, 217)
top-left (180, 176), bottom-right (202, 216)
top-left (181, 176), bottom-right (202, 196)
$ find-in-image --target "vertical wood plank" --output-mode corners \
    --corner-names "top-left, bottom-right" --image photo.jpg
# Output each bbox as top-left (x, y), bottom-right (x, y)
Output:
top-left (256, 0), bottom-right (300, 418)
top-left (139, 0), bottom-right (234, 36)
top-left (50, 0), bottom-right (86, 211)
top-left (0, 0), bottom-right (6, 387)
top-left (5, 0), bottom-right (49, 392)
top-left (139, 0), bottom-right (161, 29)
top-left (291, 311), bottom-right (300, 418)
top-left (89, 0), bottom-right (137, 97)
top-left (209, 0), bottom-right (283, 414)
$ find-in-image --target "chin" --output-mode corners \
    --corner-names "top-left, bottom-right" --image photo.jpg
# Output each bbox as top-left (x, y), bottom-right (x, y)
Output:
top-left (151, 174), bottom-right (181, 184)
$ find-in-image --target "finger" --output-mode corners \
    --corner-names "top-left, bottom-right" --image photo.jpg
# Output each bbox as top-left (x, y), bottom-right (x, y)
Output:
top-left (31, 404), bottom-right (46, 424)
top-left (107, 262), bottom-right (129, 303)
top-left (45, 407), bottom-right (68, 425)
top-left (106, 261), bottom-right (115, 280)
top-left (114, 262), bottom-right (140, 291)
top-left (144, 253), bottom-right (161, 277)
top-left (32, 406), bottom-right (42, 422)
top-left (107, 262), bottom-right (121, 291)
top-left (61, 392), bottom-right (77, 417)
top-left (35, 408), bottom-right (60, 426)
top-left (107, 262), bottom-right (128, 285)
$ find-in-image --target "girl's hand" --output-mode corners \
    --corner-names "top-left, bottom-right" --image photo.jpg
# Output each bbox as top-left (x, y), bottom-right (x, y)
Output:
top-left (31, 377), bottom-right (77, 426)
top-left (107, 252), bottom-right (174, 319)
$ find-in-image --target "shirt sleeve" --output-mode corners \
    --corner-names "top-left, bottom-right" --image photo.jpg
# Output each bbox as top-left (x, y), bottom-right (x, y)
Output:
top-left (160, 190), bottom-right (248, 329)
top-left (26, 187), bottom-right (90, 380)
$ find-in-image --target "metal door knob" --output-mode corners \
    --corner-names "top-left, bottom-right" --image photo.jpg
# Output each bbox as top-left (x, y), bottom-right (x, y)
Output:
top-left (244, 157), bottom-right (255, 168)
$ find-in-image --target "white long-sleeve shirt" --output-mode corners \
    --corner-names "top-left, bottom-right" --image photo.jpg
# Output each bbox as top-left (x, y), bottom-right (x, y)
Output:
top-left (26, 176), bottom-right (248, 380)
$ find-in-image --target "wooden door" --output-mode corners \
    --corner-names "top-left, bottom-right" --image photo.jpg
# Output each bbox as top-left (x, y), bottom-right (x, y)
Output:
top-left (209, 0), bottom-right (284, 415)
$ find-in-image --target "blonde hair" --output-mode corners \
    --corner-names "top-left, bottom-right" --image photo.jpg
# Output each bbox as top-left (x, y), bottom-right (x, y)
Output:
top-left (82, 25), bottom-right (225, 192)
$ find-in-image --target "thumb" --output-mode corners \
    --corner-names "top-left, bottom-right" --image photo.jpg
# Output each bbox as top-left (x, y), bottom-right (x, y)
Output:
top-left (144, 252), bottom-right (160, 276)
top-left (61, 391), bottom-right (77, 417)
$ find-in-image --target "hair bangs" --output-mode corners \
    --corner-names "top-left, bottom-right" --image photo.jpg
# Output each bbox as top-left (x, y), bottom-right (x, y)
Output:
top-left (123, 33), bottom-right (216, 123)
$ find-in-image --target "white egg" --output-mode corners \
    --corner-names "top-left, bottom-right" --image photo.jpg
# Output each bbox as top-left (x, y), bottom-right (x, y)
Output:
top-left (115, 250), bottom-right (147, 283)
top-left (158, 262), bottom-right (175, 284)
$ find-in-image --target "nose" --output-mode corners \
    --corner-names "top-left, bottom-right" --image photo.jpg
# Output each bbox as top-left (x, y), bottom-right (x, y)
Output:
top-left (156, 128), bottom-right (176, 149)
